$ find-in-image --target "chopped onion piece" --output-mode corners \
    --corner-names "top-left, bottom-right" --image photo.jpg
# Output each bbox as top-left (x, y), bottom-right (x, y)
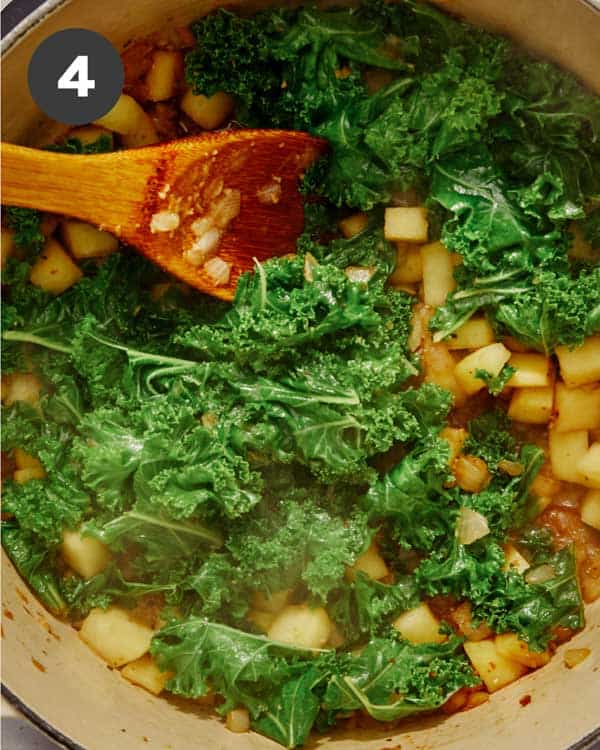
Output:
top-left (185, 228), bottom-right (221, 265)
top-left (212, 189), bottom-right (241, 229)
top-left (525, 564), bottom-right (555, 585)
top-left (345, 266), bottom-right (375, 283)
top-left (204, 256), bottom-right (231, 286)
top-left (456, 507), bottom-right (490, 545)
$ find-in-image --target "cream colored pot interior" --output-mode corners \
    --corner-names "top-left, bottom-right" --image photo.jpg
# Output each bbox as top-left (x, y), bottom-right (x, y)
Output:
top-left (2, 1), bottom-right (600, 748)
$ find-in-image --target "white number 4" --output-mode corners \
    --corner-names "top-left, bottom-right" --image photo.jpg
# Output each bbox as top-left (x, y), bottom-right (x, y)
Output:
top-left (58, 55), bottom-right (96, 98)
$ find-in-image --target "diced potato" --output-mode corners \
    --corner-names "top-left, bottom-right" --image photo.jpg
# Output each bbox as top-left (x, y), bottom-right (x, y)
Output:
top-left (246, 609), bottom-right (276, 633)
top-left (554, 383), bottom-right (600, 433)
top-left (450, 602), bottom-right (492, 642)
top-left (577, 443), bottom-right (600, 489)
top-left (454, 343), bottom-right (511, 396)
top-left (226, 708), bottom-right (250, 734)
top-left (506, 353), bottom-right (551, 388)
top-left (346, 541), bottom-right (389, 582)
top-left (14, 466), bottom-right (46, 483)
top-left (439, 427), bottom-right (467, 463)
top-left (503, 544), bottom-right (530, 575)
top-left (421, 241), bottom-right (455, 307)
top-left (251, 589), bottom-right (291, 614)
top-left (14, 448), bottom-right (43, 471)
top-left (425, 351), bottom-right (467, 406)
top-left (67, 125), bottom-right (113, 147)
top-left (61, 221), bottom-right (119, 259)
top-left (29, 238), bottom-right (83, 294)
top-left (120, 114), bottom-right (160, 148)
top-left (393, 603), bottom-right (446, 645)
top-left (145, 50), bottom-right (183, 102)
top-left (508, 386), bottom-right (554, 425)
top-left (338, 212), bottom-right (368, 239)
top-left (181, 89), bottom-right (235, 130)
top-left (556, 337), bottom-right (600, 387)
top-left (495, 633), bottom-right (550, 669)
top-left (549, 429), bottom-right (588, 484)
top-left (267, 604), bottom-right (332, 649)
top-left (446, 318), bottom-right (495, 351)
top-left (61, 528), bottom-right (111, 579)
top-left (390, 243), bottom-right (423, 285)
top-left (464, 640), bottom-right (527, 692)
top-left (79, 606), bottom-right (154, 667)
top-left (581, 489), bottom-right (600, 531)
top-left (94, 94), bottom-right (148, 135)
top-left (1, 227), bottom-right (16, 268)
top-left (1, 372), bottom-right (42, 407)
top-left (384, 207), bottom-right (428, 243)
top-left (121, 654), bottom-right (172, 695)
top-left (453, 455), bottom-right (491, 493)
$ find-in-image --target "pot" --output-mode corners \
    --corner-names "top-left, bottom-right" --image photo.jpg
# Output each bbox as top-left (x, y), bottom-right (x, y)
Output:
top-left (1, 1), bottom-right (599, 748)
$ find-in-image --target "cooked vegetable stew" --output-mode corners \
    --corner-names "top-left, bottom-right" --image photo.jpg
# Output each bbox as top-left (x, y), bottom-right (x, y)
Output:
top-left (2, 2), bottom-right (599, 747)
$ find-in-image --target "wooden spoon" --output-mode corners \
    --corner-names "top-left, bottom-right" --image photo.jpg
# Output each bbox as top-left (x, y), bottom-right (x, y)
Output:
top-left (1, 130), bottom-right (327, 300)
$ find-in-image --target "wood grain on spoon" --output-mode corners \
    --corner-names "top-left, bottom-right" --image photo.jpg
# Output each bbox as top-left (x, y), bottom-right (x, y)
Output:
top-left (1, 130), bottom-right (327, 300)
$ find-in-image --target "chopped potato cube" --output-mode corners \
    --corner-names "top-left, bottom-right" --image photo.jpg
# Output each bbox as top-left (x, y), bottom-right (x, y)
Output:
top-left (554, 383), bottom-right (600, 433)
top-left (508, 386), bottom-right (554, 424)
top-left (145, 50), bottom-right (183, 102)
top-left (346, 541), bottom-right (389, 582)
top-left (267, 604), bottom-right (332, 649)
top-left (246, 609), bottom-right (276, 633)
top-left (226, 708), bottom-right (250, 734)
top-left (251, 589), bottom-right (291, 614)
top-left (439, 427), bottom-right (467, 463)
top-left (581, 489), bottom-right (600, 531)
top-left (464, 640), bottom-right (527, 692)
top-left (390, 243), bottom-right (423, 285)
top-left (1, 372), bottom-right (42, 407)
top-left (564, 648), bottom-right (591, 669)
top-left (422, 340), bottom-right (467, 407)
top-left (29, 238), bottom-right (82, 294)
top-left (577, 443), bottom-right (600, 488)
top-left (549, 429), bottom-right (588, 484)
top-left (495, 633), bottom-right (550, 668)
top-left (446, 318), bottom-right (495, 350)
top-left (67, 125), bottom-right (112, 147)
top-left (393, 603), bottom-right (446, 645)
top-left (14, 448), bottom-right (43, 471)
top-left (421, 241), bottom-right (455, 307)
top-left (506, 353), bottom-right (551, 388)
top-left (94, 94), bottom-right (147, 134)
top-left (338, 212), bottom-right (368, 239)
top-left (61, 221), bottom-right (119, 259)
top-left (14, 466), bottom-right (46, 483)
top-left (181, 90), bottom-right (235, 130)
top-left (556, 336), bottom-right (600, 387)
top-left (503, 544), bottom-right (530, 575)
top-left (454, 343), bottom-right (511, 396)
top-left (79, 606), bottom-right (154, 667)
top-left (62, 528), bottom-right (111, 579)
top-left (120, 114), bottom-right (160, 148)
top-left (384, 207), bottom-right (428, 242)
top-left (1, 227), bottom-right (16, 268)
top-left (121, 654), bottom-right (172, 695)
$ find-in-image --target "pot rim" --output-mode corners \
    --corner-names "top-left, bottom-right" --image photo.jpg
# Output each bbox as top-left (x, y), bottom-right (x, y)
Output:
top-left (1, 1), bottom-right (600, 749)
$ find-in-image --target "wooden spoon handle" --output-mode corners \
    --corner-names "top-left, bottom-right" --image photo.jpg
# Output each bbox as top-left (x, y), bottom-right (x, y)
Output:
top-left (1, 142), bottom-right (149, 230)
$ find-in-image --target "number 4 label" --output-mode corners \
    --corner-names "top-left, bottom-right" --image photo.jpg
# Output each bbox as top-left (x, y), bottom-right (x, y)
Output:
top-left (58, 55), bottom-right (96, 98)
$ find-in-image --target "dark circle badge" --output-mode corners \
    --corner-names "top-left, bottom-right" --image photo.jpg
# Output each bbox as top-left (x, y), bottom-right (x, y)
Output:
top-left (28, 28), bottom-right (124, 126)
